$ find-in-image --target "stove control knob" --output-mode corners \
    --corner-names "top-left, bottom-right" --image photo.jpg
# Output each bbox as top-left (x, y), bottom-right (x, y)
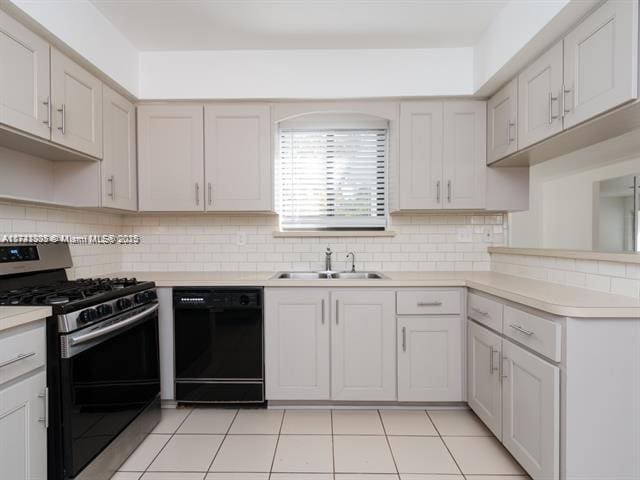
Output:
top-left (78, 308), bottom-right (97, 324)
top-left (96, 304), bottom-right (113, 317)
top-left (116, 297), bottom-right (132, 311)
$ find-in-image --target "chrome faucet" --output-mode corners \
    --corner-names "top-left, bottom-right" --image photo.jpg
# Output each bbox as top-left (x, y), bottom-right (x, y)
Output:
top-left (325, 246), bottom-right (333, 272)
top-left (346, 252), bottom-right (356, 272)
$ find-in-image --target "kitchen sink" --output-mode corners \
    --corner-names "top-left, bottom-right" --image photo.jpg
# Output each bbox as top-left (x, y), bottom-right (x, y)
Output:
top-left (273, 271), bottom-right (387, 280)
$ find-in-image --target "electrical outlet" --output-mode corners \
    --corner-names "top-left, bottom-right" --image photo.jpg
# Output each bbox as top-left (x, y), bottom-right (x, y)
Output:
top-left (483, 226), bottom-right (494, 243)
top-left (236, 231), bottom-right (247, 246)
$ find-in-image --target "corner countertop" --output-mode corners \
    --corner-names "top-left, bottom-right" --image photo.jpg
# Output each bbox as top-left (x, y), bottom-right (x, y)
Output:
top-left (104, 271), bottom-right (640, 319)
top-left (0, 306), bottom-right (51, 333)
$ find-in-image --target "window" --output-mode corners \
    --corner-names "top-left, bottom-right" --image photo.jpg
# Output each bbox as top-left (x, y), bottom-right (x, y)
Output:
top-left (276, 121), bottom-right (388, 230)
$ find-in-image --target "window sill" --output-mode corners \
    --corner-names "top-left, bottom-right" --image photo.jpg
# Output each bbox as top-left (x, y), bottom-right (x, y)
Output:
top-left (273, 230), bottom-right (396, 238)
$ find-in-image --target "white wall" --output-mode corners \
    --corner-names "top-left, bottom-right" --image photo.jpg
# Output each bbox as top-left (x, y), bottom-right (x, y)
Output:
top-left (138, 48), bottom-right (474, 99)
top-left (597, 197), bottom-right (626, 252)
top-left (7, 0), bottom-right (139, 96)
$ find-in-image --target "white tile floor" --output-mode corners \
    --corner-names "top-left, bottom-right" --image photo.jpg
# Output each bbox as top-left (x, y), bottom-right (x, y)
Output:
top-left (111, 408), bottom-right (529, 480)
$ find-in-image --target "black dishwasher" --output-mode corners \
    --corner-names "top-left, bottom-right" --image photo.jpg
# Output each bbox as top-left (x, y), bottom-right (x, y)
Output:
top-left (173, 287), bottom-right (265, 404)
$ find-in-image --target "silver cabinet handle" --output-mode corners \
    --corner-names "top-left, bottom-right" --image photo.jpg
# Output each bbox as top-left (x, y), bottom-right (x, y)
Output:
top-left (501, 355), bottom-right (509, 380)
top-left (321, 299), bottom-right (325, 325)
top-left (509, 323), bottom-right (534, 336)
top-left (489, 346), bottom-right (495, 373)
top-left (447, 180), bottom-right (452, 203)
top-left (402, 326), bottom-right (407, 352)
top-left (417, 301), bottom-right (442, 307)
top-left (57, 104), bottom-right (66, 134)
top-left (107, 175), bottom-right (115, 198)
top-left (38, 387), bottom-right (49, 428)
top-left (0, 351), bottom-right (36, 369)
top-left (507, 120), bottom-right (515, 143)
top-left (471, 307), bottom-right (488, 316)
top-left (490, 347), bottom-right (499, 374)
top-left (42, 97), bottom-right (51, 129)
top-left (195, 182), bottom-right (200, 205)
top-left (436, 180), bottom-right (441, 203)
top-left (548, 92), bottom-right (558, 124)
top-left (208, 182), bottom-right (212, 205)
top-left (335, 299), bottom-right (339, 325)
top-left (562, 85), bottom-right (572, 117)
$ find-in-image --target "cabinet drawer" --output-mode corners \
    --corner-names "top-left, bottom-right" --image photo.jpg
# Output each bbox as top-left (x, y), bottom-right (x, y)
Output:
top-left (396, 290), bottom-right (461, 315)
top-left (503, 306), bottom-right (561, 362)
top-left (0, 323), bottom-right (46, 386)
top-left (468, 292), bottom-right (503, 332)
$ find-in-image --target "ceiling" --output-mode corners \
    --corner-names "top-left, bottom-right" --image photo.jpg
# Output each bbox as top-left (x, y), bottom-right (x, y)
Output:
top-left (90, 0), bottom-right (509, 51)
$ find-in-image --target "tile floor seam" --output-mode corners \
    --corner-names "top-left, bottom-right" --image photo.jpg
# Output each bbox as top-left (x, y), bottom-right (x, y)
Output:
top-left (426, 410), bottom-right (465, 477)
top-left (267, 409), bottom-right (286, 479)
top-left (377, 409), bottom-right (401, 477)
top-left (205, 408), bottom-right (239, 475)
top-left (330, 410), bottom-right (336, 480)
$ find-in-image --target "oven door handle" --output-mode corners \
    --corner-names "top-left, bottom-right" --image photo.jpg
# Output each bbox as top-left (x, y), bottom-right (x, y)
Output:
top-left (70, 304), bottom-right (159, 346)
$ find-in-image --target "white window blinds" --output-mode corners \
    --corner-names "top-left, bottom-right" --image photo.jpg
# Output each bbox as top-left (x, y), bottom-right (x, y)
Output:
top-left (276, 128), bottom-right (388, 230)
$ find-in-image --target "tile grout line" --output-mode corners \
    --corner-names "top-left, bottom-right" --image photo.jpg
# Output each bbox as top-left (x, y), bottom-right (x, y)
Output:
top-left (267, 409), bottom-right (286, 479)
top-left (426, 410), bottom-right (466, 478)
top-left (205, 408), bottom-right (240, 476)
top-left (377, 409), bottom-right (401, 479)
top-left (330, 409), bottom-right (336, 480)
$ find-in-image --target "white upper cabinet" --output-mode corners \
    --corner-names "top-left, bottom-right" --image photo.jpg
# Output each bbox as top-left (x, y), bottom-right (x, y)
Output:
top-left (265, 289), bottom-right (330, 400)
top-left (518, 41), bottom-right (564, 149)
top-left (0, 10), bottom-right (50, 140)
top-left (467, 320), bottom-right (502, 439)
top-left (204, 104), bottom-right (272, 211)
top-left (399, 101), bottom-right (443, 209)
top-left (138, 104), bottom-right (204, 211)
top-left (331, 290), bottom-right (396, 401)
top-left (397, 316), bottom-right (462, 402)
top-left (50, 48), bottom-right (103, 158)
top-left (563, 0), bottom-right (638, 129)
top-left (102, 85), bottom-right (137, 211)
top-left (487, 78), bottom-right (518, 164)
top-left (443, 101), bottom-right (486, 209)
top-left (502, 339), bottom-right (560, 480)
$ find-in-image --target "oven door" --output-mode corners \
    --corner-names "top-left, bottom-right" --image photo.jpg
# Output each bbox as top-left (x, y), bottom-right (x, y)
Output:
top-left (59, 303), bottom-right (160, 478)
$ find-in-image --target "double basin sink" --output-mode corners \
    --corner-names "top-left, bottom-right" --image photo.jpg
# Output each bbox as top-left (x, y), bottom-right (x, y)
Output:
top-left (273, 271), bottom-right (388, 280)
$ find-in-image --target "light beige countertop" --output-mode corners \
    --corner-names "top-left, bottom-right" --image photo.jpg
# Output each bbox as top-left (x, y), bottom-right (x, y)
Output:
top-left (0, 306), bottom-right (51, 333)
top-left (106, 271), bottom-right (640, 318)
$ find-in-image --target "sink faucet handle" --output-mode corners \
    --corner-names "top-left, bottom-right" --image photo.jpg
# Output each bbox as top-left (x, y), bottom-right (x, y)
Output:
top-left (346, 252), bottom-right (356, 272)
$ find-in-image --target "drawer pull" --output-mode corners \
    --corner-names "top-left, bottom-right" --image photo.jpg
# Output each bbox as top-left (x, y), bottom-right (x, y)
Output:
top-left (0, 351), bottom-right (36, 369)
top-left (417, 301), bottom-right (442, 307)
top-left (471, 307), bottom-right (489, 316)
top-left (509, 323), bottom-right (534, 336)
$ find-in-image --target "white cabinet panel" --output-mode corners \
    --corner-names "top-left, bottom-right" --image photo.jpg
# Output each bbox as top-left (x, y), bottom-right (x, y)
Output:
top-left (398, 316), bottom-right (462, 402)
top-left (204, 104), bottom-right (272, 211)
top-left (443, 101), bottom-right (486, 209)
top-left (518, 41), bottom-right (564, 148)
top-left (102, 85), bottom-right (136, 211)
top-left (399, 102), bottom-right (443, 209)
top-left (265, 289), bottom-right (330, 400)
top-left (138, 104), bottom-right (204, 211)
top-left (50, 48), bottom-right (102, 158)
top-left (331, 290), bottom-right (396, 401)
top-left (0, 10), bottom-right (50, 140)
top-left (0, 371), bottom-right (46, 480)
top-left (487, 79), bottom-right (518, 163)
top-left (563, 0), bottom-right (638, 129)
top-left (467, 320), bottom-right (502, 439)
top-left (502, 340), bottom-right (559, 480)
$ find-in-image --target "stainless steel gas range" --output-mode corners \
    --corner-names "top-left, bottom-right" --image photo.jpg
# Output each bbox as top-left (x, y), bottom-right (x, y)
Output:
top-left (0, 243), bottom-right (161, 480)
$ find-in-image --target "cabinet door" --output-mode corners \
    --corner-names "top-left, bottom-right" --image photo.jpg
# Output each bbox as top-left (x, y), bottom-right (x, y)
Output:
top-left (265, 289), bottom-right (330, 400)
top-left (0, 10), bottom-right (50, 140)
top-left (399, 102), bottom-right (443, 209)
top-left (467, 321), bottom-right (502, 439)
top-left (563, 0), bottom-right (639, 129)
top-left (331, 290), bottom-right (396, 401)
top-left (502, 340), bottom-right (559, 480)
top-left (204, 104), bottom-right (272, 211)
top-left (50, 48), bottom-right (103, 158)
top-left (102, 85), bottom-right (137, 211)
top-left (398, 316), bottom-right (462, 402)
top-left (518, 41), bottom-right (564, 149)
top-left (487, 78), bottom-right (518, 163)
top-left (0, 371), bottom-right (46, 480)
top-left (443, 101), bottom-right (486, 209)
top-left (138, 104), bottom-right (204, 211)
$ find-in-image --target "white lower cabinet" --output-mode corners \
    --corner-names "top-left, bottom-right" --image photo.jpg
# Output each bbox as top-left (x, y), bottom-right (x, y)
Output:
top-left (502, 339), bottom-right (560, 480)
top-left (265, 289), bottom-right (330, 400)
top-left (331, 290), bottom-right (396, 401)
top-left (397, 316), bottom-right (462, 402)
top-left (0, 370), bottom-right (47, 480)
top-left (467, 320), bottom-right (502, 438)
